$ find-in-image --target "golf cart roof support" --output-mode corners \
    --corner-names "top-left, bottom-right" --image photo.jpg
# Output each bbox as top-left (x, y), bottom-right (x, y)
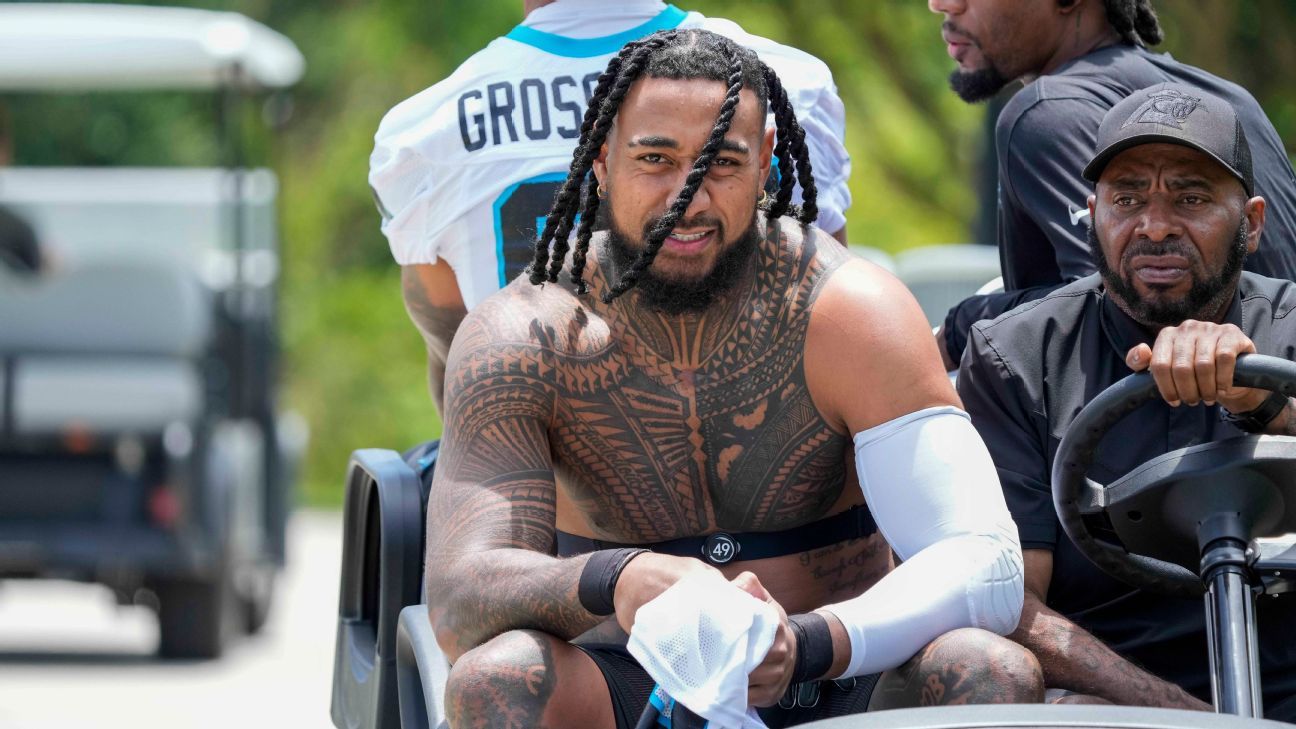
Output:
top-left (0, 4), bottom-right (305, 91)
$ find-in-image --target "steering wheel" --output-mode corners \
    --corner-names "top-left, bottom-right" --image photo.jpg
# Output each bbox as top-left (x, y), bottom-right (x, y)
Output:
top-left (1051, 353), bottom-right (1296, 598)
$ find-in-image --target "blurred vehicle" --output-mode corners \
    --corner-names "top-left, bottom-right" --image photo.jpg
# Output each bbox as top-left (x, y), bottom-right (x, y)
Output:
top-left (893, 243), bottom-right (1002, 327)
top-left (0, 4), bottom-right (305, 659)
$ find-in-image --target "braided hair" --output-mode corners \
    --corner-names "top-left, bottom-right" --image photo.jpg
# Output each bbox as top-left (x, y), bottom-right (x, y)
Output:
top-left (1102, 0), bottom-right (1163, 47)
top-left (525, 29), bottom-right (817, 303)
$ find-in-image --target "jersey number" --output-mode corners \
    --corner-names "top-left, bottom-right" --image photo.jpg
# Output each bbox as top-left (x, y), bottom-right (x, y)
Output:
top-left (492, 173), bottom-right (567, 288)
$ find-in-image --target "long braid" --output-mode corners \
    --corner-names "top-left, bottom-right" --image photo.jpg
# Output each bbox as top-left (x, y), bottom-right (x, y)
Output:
top-left (601, 45), bottom-right (746, 303)
top-left (550, 38), bottom-right (670, 282)
top-left (772, 91), bottom-right (813, 227)
top-left (760, 62), bottom-right (818, 226)
top-left (785, 110), bottom-right (818, 226)
top-left (527, 49), bottom-right (626, 284)
top-left (761, 63), bottom-right (797, 221)
top-left (528, 37), bottom-right (670, 285)
top-left (1102, 0), bottom-right (1137, 45)
top-left (544, 41), bottom-right (658, 283)
top-left (1101, 0), bottom-right (1162, 47)
top-left (528, 41), bottom-right (636, 284)
top-left (529, 55), bottom-right (623, 283)
top-left (1131, 0), bottom-right (1163, 46)
top-left (567, 172), bottom-right (601, 293)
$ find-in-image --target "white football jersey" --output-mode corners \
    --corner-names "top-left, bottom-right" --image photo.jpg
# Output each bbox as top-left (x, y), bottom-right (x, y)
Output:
top-left (370, 0), bottom-right (851, 310)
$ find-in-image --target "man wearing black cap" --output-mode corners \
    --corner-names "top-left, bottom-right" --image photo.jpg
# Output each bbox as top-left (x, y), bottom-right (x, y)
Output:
top-left (928, 0), bottom-right (1296, 369)
top-left (958, 84), bottom-right (1296, 717)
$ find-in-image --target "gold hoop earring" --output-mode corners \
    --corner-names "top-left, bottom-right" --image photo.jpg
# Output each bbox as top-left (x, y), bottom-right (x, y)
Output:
top-left (758, 190), bottom-right (770, 207)
top-left (596, 184), bottom-right (608, 199)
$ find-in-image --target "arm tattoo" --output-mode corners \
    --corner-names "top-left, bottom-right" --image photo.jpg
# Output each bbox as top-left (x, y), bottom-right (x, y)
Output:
top-left (401, 267), bottom-right (467, 408)
top-left (870, 632), bottom-right (1040, 708)
top-left (803, 536), bottom-right (892, 597)
top-left (446, 631), bottom-right (558, 729)
top-left (426, 309), bottom-right (600, 655)
top-left (915, 665), bottom-right (988, 706)
top-left (1012, 591), bottom-right (1207, 709)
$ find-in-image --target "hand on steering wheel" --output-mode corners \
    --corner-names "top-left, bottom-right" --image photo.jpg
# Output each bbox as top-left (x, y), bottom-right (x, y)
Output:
top-left (1125, 320), bottom-right (1268, 414)
top-left (1052, 353), bottom-right (1296, 598)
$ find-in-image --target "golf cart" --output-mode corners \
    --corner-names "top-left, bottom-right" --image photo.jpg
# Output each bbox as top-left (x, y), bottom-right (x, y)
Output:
top-left (0, 4), bottom-right (305, 659)
top-left (330, 352), bottom-right (1296, 728)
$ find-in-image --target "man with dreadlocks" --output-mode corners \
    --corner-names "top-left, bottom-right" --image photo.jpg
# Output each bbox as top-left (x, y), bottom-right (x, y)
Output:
top-left (928, 0), bottom-right (1296, 368)
top-left (370, 0), bottom-right (850, 415)
top-left (426, 29), bottom-right (1041, 729)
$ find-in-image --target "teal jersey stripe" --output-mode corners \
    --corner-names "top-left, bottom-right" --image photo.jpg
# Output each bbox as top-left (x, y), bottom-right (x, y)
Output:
top-left (492, 172), bottom-right (567, 287)
top-left (504, 5), bottom-right (688, 58)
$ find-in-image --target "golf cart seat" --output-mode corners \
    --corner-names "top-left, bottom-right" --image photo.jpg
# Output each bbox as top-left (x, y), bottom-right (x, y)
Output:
top-left (394, 603), bottom-right (450, 729)
top-left (331, 448), bottom-right (441, 729)
top-left (895, 243), bottom-right (1001, 327)
top-left (0, 261), bottom-right (209, 439)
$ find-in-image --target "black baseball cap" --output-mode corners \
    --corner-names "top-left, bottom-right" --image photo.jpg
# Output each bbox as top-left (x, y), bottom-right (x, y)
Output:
top-left (1083, 82), bottom-right (1254, 196)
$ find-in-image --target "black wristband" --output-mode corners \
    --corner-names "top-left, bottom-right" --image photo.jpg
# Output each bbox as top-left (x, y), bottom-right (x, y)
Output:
top-left (788, 612), bottom-right (834, 683)
top-left (577, 548), bottom-right (648, 616)
top-left (1222, 390), bottom-right (1290, 434)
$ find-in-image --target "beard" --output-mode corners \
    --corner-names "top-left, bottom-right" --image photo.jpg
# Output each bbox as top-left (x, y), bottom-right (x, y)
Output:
top-left (1091, 219), bottom-right (1249, 328)
top-left (949, 65), bottom-right (1011, 103)
top-left (606, 210), bottom-right (760, 315)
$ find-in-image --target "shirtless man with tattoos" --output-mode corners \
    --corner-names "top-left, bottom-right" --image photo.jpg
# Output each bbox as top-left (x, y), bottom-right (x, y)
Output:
top-left (371, 0), bottom-right (851, 414)
top-left (426, 30), bottom-right (1041, 729)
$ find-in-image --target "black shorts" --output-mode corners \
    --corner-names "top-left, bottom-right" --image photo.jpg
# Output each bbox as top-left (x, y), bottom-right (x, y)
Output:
top-left (575, 641), bottom-right (880, 729)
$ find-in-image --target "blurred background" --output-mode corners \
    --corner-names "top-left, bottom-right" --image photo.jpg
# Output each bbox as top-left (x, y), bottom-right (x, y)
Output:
top-left (8, 0), bottom-right (1294, 509)
top-left (1, 1), bottom-right (1295, 725)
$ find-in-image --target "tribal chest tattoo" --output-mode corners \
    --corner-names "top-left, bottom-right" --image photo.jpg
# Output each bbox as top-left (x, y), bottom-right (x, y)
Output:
top-left (438, 222), bottom-right (854, 549)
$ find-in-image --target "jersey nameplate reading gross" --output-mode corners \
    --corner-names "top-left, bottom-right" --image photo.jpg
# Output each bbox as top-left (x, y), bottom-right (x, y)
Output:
top-left (458, 73), bottom-right (602, 151)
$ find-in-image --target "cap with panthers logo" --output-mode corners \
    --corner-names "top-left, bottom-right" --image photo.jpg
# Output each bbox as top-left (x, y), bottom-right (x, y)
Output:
top-left (1083, 82), bottom-right (1254, 195)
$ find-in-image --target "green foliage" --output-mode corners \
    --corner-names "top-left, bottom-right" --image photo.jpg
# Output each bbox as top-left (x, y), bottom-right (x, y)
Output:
top-left (282, 268), bottom-right (438, 507)
top-left (7, 1), bottom-right (1296, 505)
top-left (7, 92), bottom-right (223, 166)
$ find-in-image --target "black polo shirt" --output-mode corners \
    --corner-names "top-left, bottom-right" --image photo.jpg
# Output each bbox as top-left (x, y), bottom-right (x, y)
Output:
top-left (944, 43), bottom-right (1296, 361)
top-left (958, 272), bottom-right (1296, 713)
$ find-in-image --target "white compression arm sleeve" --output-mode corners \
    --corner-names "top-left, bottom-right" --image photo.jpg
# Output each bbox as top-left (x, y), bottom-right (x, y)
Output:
top-left (822, 406), bottom-right (1023, 678)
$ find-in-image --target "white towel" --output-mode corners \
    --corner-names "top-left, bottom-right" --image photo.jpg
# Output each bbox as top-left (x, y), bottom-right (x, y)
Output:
top-left (627, 571), bottom-right (777, 729)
